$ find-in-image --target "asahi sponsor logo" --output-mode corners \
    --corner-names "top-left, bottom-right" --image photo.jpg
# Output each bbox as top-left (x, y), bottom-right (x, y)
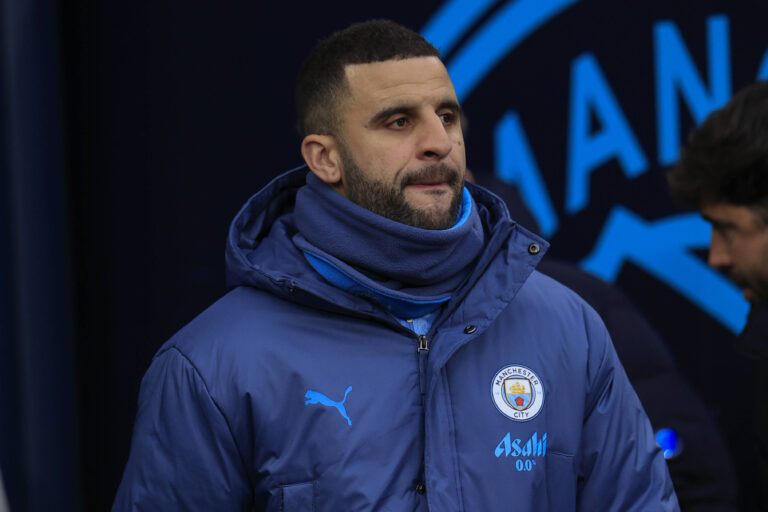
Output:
top-left (495, 431), bottom-right (548, 472)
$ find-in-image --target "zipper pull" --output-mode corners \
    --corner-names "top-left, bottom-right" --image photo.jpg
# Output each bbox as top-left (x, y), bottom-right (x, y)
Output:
top-left (418, 334), bottom-right (429, 352)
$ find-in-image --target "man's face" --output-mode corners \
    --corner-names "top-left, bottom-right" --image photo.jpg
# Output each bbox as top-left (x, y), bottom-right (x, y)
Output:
top-left (701, 202), bottom-right (768, 302)
top-left (334, 56), bottom-right (466, 230)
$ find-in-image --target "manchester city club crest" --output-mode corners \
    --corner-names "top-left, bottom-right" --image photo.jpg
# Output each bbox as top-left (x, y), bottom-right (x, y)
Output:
top-left (492, 365), bottom-right (545, 421)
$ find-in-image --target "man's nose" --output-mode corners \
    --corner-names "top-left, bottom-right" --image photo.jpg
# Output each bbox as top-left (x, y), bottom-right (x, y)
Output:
top-left (708, 230), bottom-right (733, 268)
top-left (418, 115), bottom-right (453, 160)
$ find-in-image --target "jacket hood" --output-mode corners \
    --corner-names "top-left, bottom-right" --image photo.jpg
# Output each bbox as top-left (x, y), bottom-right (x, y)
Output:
top-left (225, 165), bottom-right (547, 321)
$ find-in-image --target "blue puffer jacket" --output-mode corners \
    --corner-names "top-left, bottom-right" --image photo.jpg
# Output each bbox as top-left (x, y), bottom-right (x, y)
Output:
top-left (113, 168), bottom-right (678, 511)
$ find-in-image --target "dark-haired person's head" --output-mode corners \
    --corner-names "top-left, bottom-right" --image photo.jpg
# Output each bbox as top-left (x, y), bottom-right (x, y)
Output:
top-left (669, 81), bottom-right (768, 302)
top-left (295, 19), bottom-right (441, 138)
top-left (295, 20), bottom-right (466, 230)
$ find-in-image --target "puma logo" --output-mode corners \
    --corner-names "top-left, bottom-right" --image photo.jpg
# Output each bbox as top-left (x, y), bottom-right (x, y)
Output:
top-left (304, 386), bottom-right (353, 426)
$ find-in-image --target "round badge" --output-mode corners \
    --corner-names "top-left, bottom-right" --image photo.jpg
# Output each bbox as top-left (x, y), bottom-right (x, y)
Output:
top-left (491, 365), bottom-right (545, 421)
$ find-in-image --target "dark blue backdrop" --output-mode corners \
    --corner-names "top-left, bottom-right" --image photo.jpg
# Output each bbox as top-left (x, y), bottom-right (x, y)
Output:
top-left (1, 0), bottom-right (766, 510)
top-left (1, 0), bottom-right (79, 510)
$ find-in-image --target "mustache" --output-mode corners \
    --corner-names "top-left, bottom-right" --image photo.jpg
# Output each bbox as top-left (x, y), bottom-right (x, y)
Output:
top-left (399, 164), bottom-right (461, 188)
top-left (725, 268), bottom-right (748, 288)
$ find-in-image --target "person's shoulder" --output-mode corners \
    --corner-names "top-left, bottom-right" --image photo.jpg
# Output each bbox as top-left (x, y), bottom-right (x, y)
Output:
top-left (155, 285), bottom-right (309, 369)
top-left (520, 269), bottom-right (602, 320)
top-left (507, 269), bottom-right (609, 347)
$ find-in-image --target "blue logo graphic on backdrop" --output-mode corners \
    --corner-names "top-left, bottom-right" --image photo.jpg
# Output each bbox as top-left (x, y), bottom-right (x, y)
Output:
top-left (422, 1), bottom-right (765, 332)
top-left (582, 207), bottom-right (747, 332)
top-left (305, 386), bottom-right (353, 426)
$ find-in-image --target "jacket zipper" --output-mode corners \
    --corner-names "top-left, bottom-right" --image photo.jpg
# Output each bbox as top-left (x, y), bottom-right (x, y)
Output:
top-left (417, 334), bottom-right (429, 396)
top-left (416, 334), bottom-right (430, 507)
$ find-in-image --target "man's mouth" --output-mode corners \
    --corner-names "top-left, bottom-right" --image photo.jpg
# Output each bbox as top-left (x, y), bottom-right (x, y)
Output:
top-left (401, 164), bottom-right (460, 190)
top-left (727, 272), bottom-right (756, 302)
top-left (407, 180), bottom-right (448, 188)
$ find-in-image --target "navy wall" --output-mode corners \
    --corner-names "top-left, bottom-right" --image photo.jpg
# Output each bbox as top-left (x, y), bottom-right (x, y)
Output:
top-left (0, 0), bottom-right (765, 510)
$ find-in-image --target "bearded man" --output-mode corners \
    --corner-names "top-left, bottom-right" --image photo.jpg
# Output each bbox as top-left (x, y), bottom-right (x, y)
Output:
top-left (668, 81), bottom-right (768, 510)
top-left (113, 20), bottom-right (677, 511)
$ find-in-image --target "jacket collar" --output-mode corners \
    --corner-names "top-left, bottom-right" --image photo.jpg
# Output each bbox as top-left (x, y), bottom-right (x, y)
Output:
top-left (225, 166), bottom-right (548, 333)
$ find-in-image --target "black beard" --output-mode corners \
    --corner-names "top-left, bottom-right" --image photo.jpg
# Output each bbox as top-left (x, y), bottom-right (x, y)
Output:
top-left (341, 155), bottom-right (464, 230)
top-left (729, 268), bottom-right (768, 303)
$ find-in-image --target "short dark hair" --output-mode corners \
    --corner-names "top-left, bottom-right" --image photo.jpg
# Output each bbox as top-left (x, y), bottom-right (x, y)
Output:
top-left (295, 19), bottom-right (440, 137)
top-left (668, 81), bottom-right (768, 210)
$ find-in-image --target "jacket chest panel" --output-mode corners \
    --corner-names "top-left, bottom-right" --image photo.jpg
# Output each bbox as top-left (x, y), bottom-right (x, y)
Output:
top-left (234, 322), bottom-right (428, 509)
top-left (424, 318), bottom-right (586, 510)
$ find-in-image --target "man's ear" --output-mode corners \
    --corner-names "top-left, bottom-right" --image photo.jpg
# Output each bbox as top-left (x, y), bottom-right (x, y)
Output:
top-left (301, 134), bottom-right (343, 187)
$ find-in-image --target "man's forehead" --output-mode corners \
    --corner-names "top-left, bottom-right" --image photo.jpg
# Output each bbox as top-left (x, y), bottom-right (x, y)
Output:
top-left (342, 57), bottom-right (457, 103)
top-left (701, 201), bottom-right (765, 227)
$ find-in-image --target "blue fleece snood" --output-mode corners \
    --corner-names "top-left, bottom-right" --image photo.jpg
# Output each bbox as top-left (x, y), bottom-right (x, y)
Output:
top-left (292, 172), bottom-right (486, 312)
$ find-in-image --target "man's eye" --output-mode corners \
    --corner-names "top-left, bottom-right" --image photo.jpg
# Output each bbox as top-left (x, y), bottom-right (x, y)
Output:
top-left (715, 225), bottom-right (736, 241)
top-left (439, 112), bottom-right (455, 124)
top-left (389, 117), bottom-right (408, 128)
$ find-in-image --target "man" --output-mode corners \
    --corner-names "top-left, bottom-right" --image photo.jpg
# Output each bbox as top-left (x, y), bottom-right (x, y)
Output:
top-left (668, 81), bottom-right (768, 510)
top-left (114, 20), bottom-right (677, 510)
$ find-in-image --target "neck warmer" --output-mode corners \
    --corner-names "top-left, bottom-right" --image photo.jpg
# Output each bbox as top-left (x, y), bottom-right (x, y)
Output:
top-left (292, 172), bottom-right (486, 316)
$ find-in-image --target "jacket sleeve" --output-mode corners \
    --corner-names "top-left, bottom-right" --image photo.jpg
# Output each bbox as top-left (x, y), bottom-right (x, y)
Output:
top-left (538, 259), bottom-right (739, 508)
top-left (112, 346), bottom-right (253, 511)
top-left (577, 312), bottom-right (679, 511)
